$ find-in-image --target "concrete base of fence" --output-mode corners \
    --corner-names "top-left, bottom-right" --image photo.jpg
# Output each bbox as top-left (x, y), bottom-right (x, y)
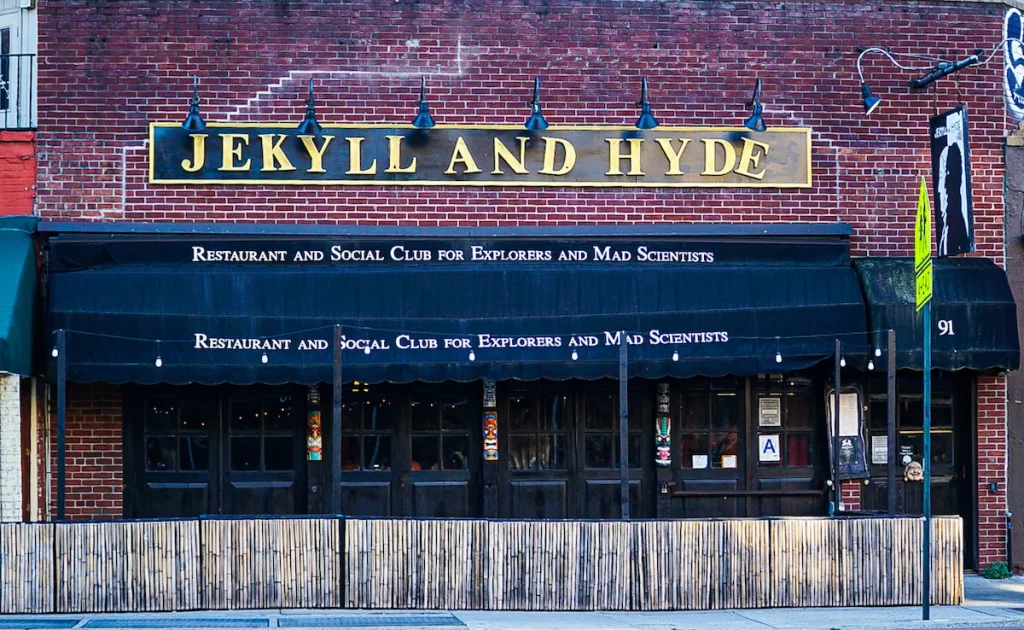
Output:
top-left (0, 516), bottom-right (962, 614)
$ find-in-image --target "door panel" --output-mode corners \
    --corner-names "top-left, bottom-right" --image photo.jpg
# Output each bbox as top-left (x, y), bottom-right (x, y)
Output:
top-left (676, 478), bottom-right (741, 518)
top-left (339, 481), bottom-right (392, 517)
top-left (582, 479), bottom-right (641, 519)
top-left (510, 480), bottom-right (569, 519)
top-left (226, 480), bottom-right (295, 515)
top-left (408, 480), bottom-right (470, 517)
top-left (143, 482), bottom-right (209, 518)
top-left (755, 476), bottom-right (824, 516)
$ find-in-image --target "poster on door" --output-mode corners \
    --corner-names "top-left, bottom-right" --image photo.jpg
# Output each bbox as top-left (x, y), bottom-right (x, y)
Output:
top-left (759, 434), bottom-right (781, 463)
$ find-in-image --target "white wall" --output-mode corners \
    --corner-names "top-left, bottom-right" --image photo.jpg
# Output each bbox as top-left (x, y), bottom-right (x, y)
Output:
top-left (0, 375), bottom-right (22, 522)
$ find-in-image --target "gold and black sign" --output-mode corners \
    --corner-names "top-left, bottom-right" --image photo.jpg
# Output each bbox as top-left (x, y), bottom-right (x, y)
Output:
top-left (150, 123), bottom-right (812, 187)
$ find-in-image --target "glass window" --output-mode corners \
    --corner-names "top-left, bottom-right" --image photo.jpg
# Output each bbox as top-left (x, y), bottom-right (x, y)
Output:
top-left (264, 436), bottom-right (294, 471)
top-left (680, 381), bottom-right (742, 469)
top-left (509, 390), bottom-right (570, 471)
top-left (230, 436), bottom-right (260, 471)
top-left (0, 29), bottom-right (9, 112)
top-left (752, 382), bottom-right (815, 469)
top-left (872, 381), bottom-right (956, 467)
top-left (228, 394), bottom-right (298, 473)
top-left (144, 397), bottom-right (212, 472)
top-left (582, 388), bottom-right (642, 469)
top-left (341, 393), bottom-right (395, 471)
top-left (411, 436), bottom-right (440, 471)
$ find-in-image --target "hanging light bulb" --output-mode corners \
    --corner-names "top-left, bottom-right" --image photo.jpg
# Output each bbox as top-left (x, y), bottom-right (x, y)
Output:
top-left (672, 350), bottom-right (679, 362)
top-left (155, 355), bottom-right (163, 368)
top-left (261, 351), bottom-right (269, 364)
top-left (874, 347), bottom-right (882, 357)
top-left (364, 345), bottom-right (371, 355)
top-left (868, 359), bottom-right (875, 371)
top-left (775, 351), bottom-right (783, 364)
top-left (468, 349), bottom-right (476, 361)
top-left (51, 346), bottom-right (59, 358)
top-left (840, 355), bottom-right (847, 368)
top-left (571, 349), bottom-right (579, 361)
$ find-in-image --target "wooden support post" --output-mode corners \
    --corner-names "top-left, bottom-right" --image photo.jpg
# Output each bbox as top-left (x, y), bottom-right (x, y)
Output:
top-left (56, 329), bottom-right (66, 521)
top-left (332, 324), bottom-right (342, 515)
top-left (832, 339), bottom-right (841, 515)
top-left (887, 329), bottom-right (897, 515)
top-left (619, 331), bottom-right (629, 521)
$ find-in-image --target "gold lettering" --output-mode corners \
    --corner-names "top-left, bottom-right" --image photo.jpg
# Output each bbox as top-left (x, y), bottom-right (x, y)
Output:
top-left (735, 137), bottom-right (770, 180)
top-left (701, 139), bottom-right (737, 176)
top-left (654, 138), bottom-right (691, 176)
top-left (298, 135), bottom-right (334, 174)
top-left (385, 135), bottom-right (417, 173)
top-left (258, 134), bottom-right (296, 172)
top-left (538, 137), bottom-right (576, 176)
top-left (181, 134), bottom-right (207, 173)
top-left (444, 137), bottom-right (483, 175)
top-left (218, 134), bottom-right (251, 171)
top-left (346, 137), bottom-right (378, 175)
top-left (605, 138), bottom-right (645, 176)
top-left (492, 137), bottom-right (530, 175)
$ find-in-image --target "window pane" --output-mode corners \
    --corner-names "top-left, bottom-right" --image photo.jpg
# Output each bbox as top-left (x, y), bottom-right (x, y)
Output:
top-left (785, 394), bottom-right (812, 429)
top-left (179, 404), bottom-right (209, 432)
top-left (680, 394), bottom-right (707, 431)
top-left (901, 399), bottom-right (923, 428)
top-left (680, 433), bottom-right (709, 469)
top-left (508, 394), bottom-right (535, 431)
top-left (341, 436), bottom-right (360, 470)
top-left (0, 29), bottom-right (9, 111)
top-left (712, 432), bottom-right (740, 468)
top-left (442, 398), bottom-right (470, 431)
top-left (178, 436), bottom-right (209, 471)
top-left (510, 435), bottom-right (536, 470)
top-left (230, 436), bottom-right (260, 471)
top-left (363, 436), bottom-right (391, 470)
top-left (541, 394), bottom-right (568, 431)
top-left (786, 433), bottom-right (812, 467)
top-left (366, 399), bottom-right (394, 431)
top-left (628, 434), bottom-right (643, 468)
top-left (411, 436), bottom-right (440, 471)
top-left (712, 393), bottom-right (739, 431)
top-left (266, 396), bottom-right (296, 432)
top-left (443, 436), bottom-right (470, 470)
top-left (342, 399), bottom-right (363, 432)
top-left (145, 436), bottom-right (176, 471)
top-left (146, 399), bottom-right (177, 433)
top-left (411, 399), bottom-right (438, 432)
top-left (585, 434), bottom-right (614, 468)
top-left (932, 402), bottom-right (952, 428)
top-left (538, 435), bottom-right (566, 470)
top-left (584, 392), bottom-right (614, 430)
top-left (870, 399), bottom-right (888, 431)
top-left (231, 399), bottom-right (262, 432)
top-left (898, 431), bottom-right (923, 462)
top-left (265, 436), bottom-right (294, 471)
top-left (932, 431), bottom-right (954, 465)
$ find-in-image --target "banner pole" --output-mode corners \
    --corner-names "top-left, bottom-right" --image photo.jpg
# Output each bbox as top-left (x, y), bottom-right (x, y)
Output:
top-left (923, 303), bottom-right (932, 620)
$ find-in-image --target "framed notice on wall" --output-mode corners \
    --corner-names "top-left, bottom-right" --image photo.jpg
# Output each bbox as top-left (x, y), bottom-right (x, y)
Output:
top-left (824, 385), bottom-right (869, 480)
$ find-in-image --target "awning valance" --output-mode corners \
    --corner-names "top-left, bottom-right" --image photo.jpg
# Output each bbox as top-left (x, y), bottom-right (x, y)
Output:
top-left (0, 216), bottom-right (38, 377)
top-left (853, 257), bottom-right (1020, 371)
top-left (48, 235), bottom-right (868, 385)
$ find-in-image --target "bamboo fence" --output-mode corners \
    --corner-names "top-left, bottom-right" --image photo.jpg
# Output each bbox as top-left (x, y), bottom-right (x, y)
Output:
top-left (0, 515), bottom-right (963, 613)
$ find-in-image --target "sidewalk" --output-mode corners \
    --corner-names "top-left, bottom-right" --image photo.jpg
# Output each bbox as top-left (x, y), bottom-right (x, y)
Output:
top-left (0, 576), bottom-right (1021, 630)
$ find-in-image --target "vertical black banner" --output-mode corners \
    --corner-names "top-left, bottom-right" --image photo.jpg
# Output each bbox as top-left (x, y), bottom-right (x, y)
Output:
top-left (929, 105), bottom-right (975, 257)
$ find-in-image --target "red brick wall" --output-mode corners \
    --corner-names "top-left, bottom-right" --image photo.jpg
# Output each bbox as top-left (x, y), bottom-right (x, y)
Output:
top-left (977, 375), bottom-right (1007, 567)
top-left (841, 479), bottom-right (862, 511)
top-left (0, 131), bottom-right (35, 215)
top-left (31, 0), bottom-right (1013, 555)
top-left (49, 384), bottom-right (123, 519)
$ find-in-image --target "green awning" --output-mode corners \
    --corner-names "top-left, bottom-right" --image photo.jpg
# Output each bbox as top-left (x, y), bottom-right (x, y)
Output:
top-left (0, 216), bottom-right (38, 376)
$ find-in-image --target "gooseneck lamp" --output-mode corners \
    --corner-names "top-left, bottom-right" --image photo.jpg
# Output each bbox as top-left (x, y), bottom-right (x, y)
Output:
top-left (744, 78), bottom-right (767, 132)
top-left (525, 77), bottom-right (549, 132)
top-left (181, 76), bottom-right (206, 131)
top-left (297, 78), bottom-right (323, 137)
top-left (412, 76), bottom-right (436, 129)
top-left (634, 77), bottom-right (659, 130)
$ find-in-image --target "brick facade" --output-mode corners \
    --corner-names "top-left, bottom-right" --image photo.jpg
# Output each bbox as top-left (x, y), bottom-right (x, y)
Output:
top-left (49, 384), bottom-right (123, 519)
top-left (33, 0), bottom-right (1013, 565)
top-left (0, 131), bottom-right (35, 216)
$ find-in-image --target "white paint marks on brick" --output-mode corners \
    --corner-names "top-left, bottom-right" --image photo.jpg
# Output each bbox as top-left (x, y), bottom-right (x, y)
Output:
top-left (0, 374), bottom-right (22, 522)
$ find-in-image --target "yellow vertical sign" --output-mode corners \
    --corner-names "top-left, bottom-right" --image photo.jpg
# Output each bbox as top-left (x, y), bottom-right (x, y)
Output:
top-left (915, 177), bottom-right (933, 312)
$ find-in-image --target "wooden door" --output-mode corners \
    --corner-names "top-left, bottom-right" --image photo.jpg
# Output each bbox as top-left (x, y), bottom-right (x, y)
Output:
top-left (400, 387), bottom-right (480, 517)
top-left (125, 388), bottom-right (218, 518)
top-left (222, 390), bottom-right (306, 515)
top-left (673, 377), bottom-right (745, 518)
top-left (501, 385), bottom-right (575, 519)
top-left (335, 384), bottom-right (398, 516)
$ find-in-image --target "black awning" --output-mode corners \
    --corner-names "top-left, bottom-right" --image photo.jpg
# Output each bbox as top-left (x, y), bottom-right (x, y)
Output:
top-left (853, 257), bottom-right (1020, 371)
top-left (47, 235), bottom-right (868, 385)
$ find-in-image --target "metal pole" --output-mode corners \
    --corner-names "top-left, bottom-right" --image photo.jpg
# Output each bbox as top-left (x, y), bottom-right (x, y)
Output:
top-left (332, 324), bottom-right (343, 515)
top-left (56, 330), bottom-right (66, 521)
top-left (888, 329), bottom-right (897, 515)
top-left (923, 303), bottom-right (932, 620)
top-left (619, 331), bottom-right (629, 521)
top-left (833, 339), bottom-right (841, 515)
